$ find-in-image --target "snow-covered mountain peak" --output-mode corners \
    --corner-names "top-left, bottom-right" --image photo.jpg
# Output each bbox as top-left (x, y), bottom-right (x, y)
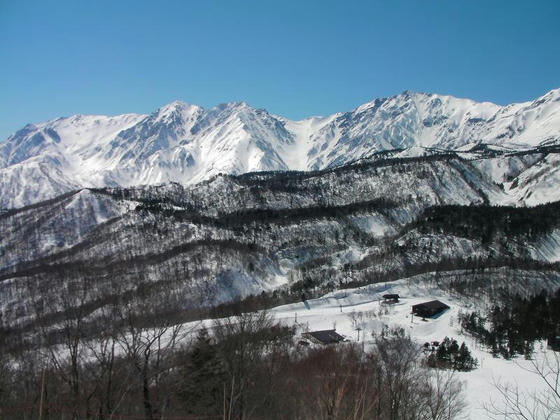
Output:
top-left (211, 101), bottom-right (255, 116)
top-left (220, 100), bottom-right (250, 108)
top-left (1, 88), bottom-right (560, 208)
top-left (154, 100), bottom-right (204, 123)
top-left (534, 88), bottom-right (560, 103)
top-left (354, 97), bottom-right (388, 114)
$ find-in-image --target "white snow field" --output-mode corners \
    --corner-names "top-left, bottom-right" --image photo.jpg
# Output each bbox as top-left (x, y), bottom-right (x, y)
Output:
top-left (262, 277), bottom-right (559, 420)
top-left (2, 88), bottom-right (560, 208)
top-left (42, 271), bottom-right (558, 419)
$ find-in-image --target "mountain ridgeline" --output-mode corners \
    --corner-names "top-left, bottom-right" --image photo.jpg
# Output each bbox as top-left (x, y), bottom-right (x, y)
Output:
top-left (1, 88), bottom-right (560, 343)
top-left (1, 149), bottom-right (560, 344)
top-left (1, 88), bottom-right (560, 209)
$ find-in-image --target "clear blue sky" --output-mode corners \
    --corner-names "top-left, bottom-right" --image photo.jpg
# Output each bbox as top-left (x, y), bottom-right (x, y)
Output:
top-left (1, 0), bottom-right (559, 140)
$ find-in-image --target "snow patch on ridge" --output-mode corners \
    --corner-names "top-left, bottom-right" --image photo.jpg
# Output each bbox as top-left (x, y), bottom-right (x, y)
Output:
top-left (1, 89), bottom-right (560, 209)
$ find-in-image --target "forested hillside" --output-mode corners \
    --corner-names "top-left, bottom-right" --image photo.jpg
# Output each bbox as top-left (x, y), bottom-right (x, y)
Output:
top-left (1, 153), bottom-right (559, 343)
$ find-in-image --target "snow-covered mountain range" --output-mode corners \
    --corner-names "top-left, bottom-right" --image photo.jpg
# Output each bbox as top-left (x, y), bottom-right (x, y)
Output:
top-left (2, 89), bottom-right (559, 420)
top-left (2, 154), bottom-right (560, 327)
top-left (2, 89), bottom-right (560, 209)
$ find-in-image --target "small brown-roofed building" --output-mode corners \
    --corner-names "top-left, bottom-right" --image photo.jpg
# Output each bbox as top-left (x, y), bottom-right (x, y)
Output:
top-left (412, 300), bottom-right (450, 318)
top-left (303, 329), bottom-right (345, 345)
top-left (383, 293), bottom-right (400, 303)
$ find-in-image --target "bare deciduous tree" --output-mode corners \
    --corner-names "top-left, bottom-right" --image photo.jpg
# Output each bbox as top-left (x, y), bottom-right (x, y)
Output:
top-left (485, 351), bottom-right (560, 420)
top-left (114, 300), bottom-right (187, 420)
top-left (423, 368), bottom-right (467, 420)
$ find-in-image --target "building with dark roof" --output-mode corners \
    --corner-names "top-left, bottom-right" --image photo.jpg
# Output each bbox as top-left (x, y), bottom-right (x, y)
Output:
top-left (412, 300), bottom-right (450, 318)
top-left (303, 329), bottom-right (345, 345)
top-left (382, 293), bottom-right (400, 303)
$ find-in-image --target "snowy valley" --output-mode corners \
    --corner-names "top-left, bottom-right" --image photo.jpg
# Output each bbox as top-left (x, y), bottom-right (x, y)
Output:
top-left (0, 89), bottom-right (560, 419)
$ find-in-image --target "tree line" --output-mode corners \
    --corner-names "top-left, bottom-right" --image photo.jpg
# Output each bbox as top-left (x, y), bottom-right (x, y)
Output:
top-left (459, 288), bottom-right (560, 359)
top-left (409, 202), bottom-right (560, 243)
top-left (0, 309), bottom-right (467, 420)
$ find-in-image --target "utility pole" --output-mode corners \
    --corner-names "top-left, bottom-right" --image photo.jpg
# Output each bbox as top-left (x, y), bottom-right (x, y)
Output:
top-left (223, 382), bottom-right (226, 420)
top-left (39, 368), bottom-right (46, 420)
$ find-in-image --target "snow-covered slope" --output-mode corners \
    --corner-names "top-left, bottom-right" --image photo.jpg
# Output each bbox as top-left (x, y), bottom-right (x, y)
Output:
top-left (0, 113), bottom-right (146, 208)
top-left (1, 89), bottom-right (559, 208)
top-left (2, 158), bottom-right (559, 328)
top-left (267, 270), bottom-right (560, 420)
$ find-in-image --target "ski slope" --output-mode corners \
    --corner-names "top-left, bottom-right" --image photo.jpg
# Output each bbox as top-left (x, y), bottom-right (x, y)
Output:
top-left (268, 278), bottom-right (559, 420)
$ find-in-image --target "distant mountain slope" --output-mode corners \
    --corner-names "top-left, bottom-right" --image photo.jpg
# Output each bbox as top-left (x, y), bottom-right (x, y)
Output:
top-left (1, 89), bottom-right (559, 209)
top-left (1, 154), bottom-right (559, 333)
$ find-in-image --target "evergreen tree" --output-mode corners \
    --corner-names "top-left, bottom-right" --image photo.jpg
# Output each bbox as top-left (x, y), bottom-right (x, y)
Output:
top-left (524, 340), bottom-right (534, 360)
top-left (456, 342), bottom-right (477, 371)
top-left (436, 338), bottom-right (450, 364)
top-left (179, 327), bottom-right (226, 415)
top-left (449, 339), bottom-right (459, 357)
